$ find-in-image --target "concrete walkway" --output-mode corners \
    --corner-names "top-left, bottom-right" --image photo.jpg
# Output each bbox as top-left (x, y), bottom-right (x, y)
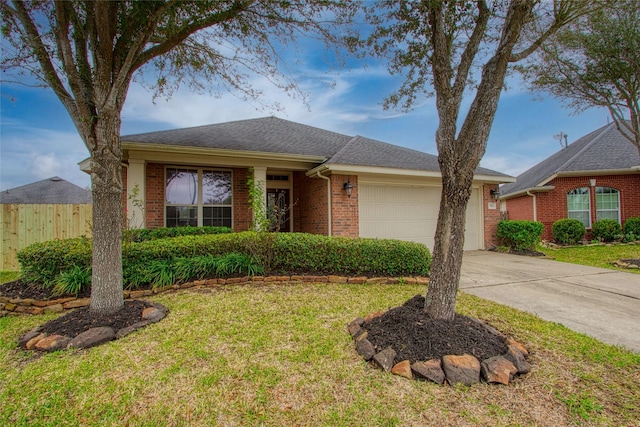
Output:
top-left (459, 251), bottom-right (640, 353)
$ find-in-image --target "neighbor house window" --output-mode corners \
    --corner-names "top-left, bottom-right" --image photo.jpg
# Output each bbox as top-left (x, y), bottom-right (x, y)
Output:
top-left (165, 167), bottom-right (232, 227)
top-left (567, 187), bottom-right (591, 228)
top-left (595, 187), bottom-right (620, 223)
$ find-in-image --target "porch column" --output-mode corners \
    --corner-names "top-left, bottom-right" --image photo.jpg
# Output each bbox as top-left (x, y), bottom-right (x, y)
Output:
top-left (253, 166), bottom-right (267, 230)
top-left (126, 159), bottom-right (146, 229)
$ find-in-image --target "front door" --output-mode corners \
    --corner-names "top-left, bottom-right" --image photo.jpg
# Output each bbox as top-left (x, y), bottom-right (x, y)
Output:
top-left (267, 188), bottom-right (290, 232)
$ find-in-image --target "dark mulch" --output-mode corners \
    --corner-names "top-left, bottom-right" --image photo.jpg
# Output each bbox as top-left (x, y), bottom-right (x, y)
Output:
top-left (0, 279), bottom-right (76, 301)
top-left (40, 300), bottom-right (151, 338)
top-left (364, 295), bottom-right (508, 363)
top-left (621, 258), bottom-right (640, 267)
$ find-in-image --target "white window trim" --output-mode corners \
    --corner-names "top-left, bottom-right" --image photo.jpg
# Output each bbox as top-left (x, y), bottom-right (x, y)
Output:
top-left (595, 187), bottom-right (621, 223)
top-left (567, 187), bottom-right (591, 229)
top-left (164, 166), bottom-right (233, 228)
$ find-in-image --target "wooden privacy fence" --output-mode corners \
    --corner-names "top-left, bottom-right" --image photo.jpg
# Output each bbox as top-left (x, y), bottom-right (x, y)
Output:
top-left (1, 204), bottom-right (93, 271)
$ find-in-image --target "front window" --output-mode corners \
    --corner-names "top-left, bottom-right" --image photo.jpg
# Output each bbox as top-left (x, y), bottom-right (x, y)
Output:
top-left (596, 187), bottom-right (620, 223)
top-left (165, 167), bottom-right (232, 227)
top-left (567, 187), bottom-right (590, 228)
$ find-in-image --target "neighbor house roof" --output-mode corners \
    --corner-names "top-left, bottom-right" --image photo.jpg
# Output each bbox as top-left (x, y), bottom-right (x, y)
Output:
top-left (122, 116), bottom-right (511, 179)
top-left (501, 122), bottom-right (640, 198)
top-left (0, 177), bottom-right (92, 204)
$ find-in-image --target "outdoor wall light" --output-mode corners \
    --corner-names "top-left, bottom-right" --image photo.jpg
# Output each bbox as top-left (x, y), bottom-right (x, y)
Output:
top-left (490, 189), bottom-right (501, 200)
top-left (343, 179), bottom-right (354, 198)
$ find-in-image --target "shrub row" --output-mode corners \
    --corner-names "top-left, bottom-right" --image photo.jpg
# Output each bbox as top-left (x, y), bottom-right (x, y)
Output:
top-left (18, 232), bottom-right (431, 289)
top-left (496, 220), bottom-right (544, 251)
top-left (123, 226), bottom-right (232, 242)
top-left (551, 216), bottom-right (640, 244)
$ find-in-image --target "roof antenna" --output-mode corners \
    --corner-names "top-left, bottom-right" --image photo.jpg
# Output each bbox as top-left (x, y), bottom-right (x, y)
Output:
top-left (553, 132), bottom-right (568, 149)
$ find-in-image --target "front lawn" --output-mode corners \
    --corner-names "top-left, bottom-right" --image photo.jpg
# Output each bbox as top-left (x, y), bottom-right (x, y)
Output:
top-left (538, 244), bottom-right (640, 274)
top-left (2, 283), bottom-right (638, 426)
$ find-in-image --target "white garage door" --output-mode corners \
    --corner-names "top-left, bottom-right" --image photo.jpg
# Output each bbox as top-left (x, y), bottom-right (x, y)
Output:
top-left (358, 183), bottom-right (481, 251)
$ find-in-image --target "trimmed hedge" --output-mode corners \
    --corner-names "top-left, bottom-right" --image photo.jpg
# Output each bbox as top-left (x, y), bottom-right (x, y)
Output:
top-left (123, 226), bottom-right (232, 242)
top-left (623, 216), bottom-right (640, 237)
top-left (17, 232), bottom-right (431, 288)
top-left (496, 220), bottom-right (544, 251)
top-left (552, 218), bottom-right (586, 245)
top-left (591, 219), bottom-right (622, 242)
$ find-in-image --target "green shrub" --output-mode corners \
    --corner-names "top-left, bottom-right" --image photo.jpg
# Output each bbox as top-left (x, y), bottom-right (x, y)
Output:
top-left (17, 237), bottom-right (92, 286)
top-left (18, 232), bottom-right (430, 288)
top-left (123, 226), bottom-right (231, 243)
top-left (552, 219), bottom-right (586, 245)
top-left (591, 219), bottom-right (622, 242)
top-left (53, 265), bottom-right (92, 296)
top-left (496, 220), bottom-right (544, 251)
top-left (623, 216), bottom-right (640, 237)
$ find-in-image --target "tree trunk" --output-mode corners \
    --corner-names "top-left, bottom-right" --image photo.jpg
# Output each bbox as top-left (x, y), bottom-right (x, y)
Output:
top-left (424, 168), bottom-right (474, 321)
top-left (88, 110), bottom-right (124, 316)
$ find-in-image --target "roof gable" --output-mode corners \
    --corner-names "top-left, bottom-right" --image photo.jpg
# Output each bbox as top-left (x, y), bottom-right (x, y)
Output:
top-left (0, 177), bottom-right (92, 204)
top-left (501, 122), bottom-right (640, 196)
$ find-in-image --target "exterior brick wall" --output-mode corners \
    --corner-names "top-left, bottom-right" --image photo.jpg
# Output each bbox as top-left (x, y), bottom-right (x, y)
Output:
top-left (232, 168), bottom-right (251, 231)
top-left (513, 174), bottom-right (640, 241)
top-left (145, 163), bottom-right (165, 228)
top-left (293, 171), bottom-right (328, 234)
top-left (504, 195), bottom-right (535, 221)
top-left (331, 174), bottom-right (359, 237)
top-left (482, 184), bottom-right (502, 249)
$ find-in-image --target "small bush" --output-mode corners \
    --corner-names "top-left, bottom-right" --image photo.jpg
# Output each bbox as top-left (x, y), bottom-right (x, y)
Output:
top-left (17, 237), bottom-right (92, 286)
top-left (496, 220), bottom-right (544, 251)
top-left (552, 219), bottom-right (586, 245)
top-left (53, 265), bottom-right (91, 296)
top-left (623, 216), bottom-right (640, 237)
top-left (591, 219), bottom-right (622, 242)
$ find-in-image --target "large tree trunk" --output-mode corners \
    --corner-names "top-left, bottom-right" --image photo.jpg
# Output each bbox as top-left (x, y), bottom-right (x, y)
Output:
top-left (88, 110), bottom-right (124, 316)
top-left (424, 166), bottom-right (474, 320)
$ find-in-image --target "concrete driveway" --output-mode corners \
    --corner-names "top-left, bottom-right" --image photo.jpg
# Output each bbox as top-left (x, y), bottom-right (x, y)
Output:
top-left (459, 251), bottom-right (640, 353)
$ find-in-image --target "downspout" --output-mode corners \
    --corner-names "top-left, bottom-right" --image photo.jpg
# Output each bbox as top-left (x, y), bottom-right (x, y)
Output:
top-left (316, 171), bottom-right (332, 236)
top-left (526, 190), bottom-right (537, 221)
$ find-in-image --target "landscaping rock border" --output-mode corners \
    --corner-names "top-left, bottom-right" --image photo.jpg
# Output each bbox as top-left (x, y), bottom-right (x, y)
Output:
top-left (349, 313), bottom-right (530, 386)
top-left (17, 302), bottom-right (168, 352)
top-left (0, 275), bottom-right (429, 317)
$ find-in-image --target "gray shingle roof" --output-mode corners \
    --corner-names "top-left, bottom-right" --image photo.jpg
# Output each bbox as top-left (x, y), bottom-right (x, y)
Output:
top-left (501, 122), bottom-right (640, 196)
top-left (0, 177), bottom-right (92, 204)
top-left (123, 116), bottom-right (509, 177)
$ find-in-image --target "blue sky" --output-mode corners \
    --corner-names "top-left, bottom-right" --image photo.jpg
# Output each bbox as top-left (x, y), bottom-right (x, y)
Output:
top-left (0, 42), bottom-right (610, 192)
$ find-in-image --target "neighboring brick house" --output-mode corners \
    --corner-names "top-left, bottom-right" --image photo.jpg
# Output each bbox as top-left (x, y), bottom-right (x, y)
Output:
top-left (500, 122), bottom-right (640, 241)
top-left (82, 117), bottom-right (513, 251)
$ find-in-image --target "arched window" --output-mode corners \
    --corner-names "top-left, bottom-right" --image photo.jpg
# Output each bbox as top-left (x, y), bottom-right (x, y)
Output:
top-left (567, 187), bottom-right (590, 228)
top-left (596, 187), bottom-right (620, 223)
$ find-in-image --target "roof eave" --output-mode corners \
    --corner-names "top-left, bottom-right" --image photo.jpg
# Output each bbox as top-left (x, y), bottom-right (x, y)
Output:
top-left (122, 141), bottom-right (328, 164)
top-left (307, 164), bottom-right (515, 183)
top-left (500, 186), bottom-right (555, 200)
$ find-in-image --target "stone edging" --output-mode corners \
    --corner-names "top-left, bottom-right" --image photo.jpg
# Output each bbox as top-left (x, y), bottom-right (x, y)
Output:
top-left (0, 275), bottom-right (430, 316)
top-left (349, 313), bottom-right (531, 386)
top-left (18, 302), bottom-right (169, 352)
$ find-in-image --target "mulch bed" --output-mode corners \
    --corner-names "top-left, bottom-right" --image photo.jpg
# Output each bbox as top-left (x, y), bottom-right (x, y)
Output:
top-left (0, 279), bottom-right (83, 301)
top-left (40, 300), bottom-right (151, 338)
top-left (365, 295), bottom-right (507, 363)
top-left (621, 258), bottom-right (640, 267)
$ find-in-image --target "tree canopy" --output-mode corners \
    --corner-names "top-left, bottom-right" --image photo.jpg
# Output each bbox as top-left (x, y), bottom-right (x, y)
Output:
top-left (1, 0), bottom-right (355, 315)
top-left (522, 0), bottom-right (640, 151)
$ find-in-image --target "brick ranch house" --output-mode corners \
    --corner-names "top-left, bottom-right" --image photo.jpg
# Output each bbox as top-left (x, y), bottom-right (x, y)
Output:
top-left (500, 122), bottom-right (640, 241)
top-left (80, 117), bottom-right (514, 251)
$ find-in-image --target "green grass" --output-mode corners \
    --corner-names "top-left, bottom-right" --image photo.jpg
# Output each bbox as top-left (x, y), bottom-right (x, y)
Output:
top-left (0, 271), bottom-right (20, 284)
top-left (539, 243), bottom-right (640, 274)
top-left (1, 283), bottom-right (639, 426)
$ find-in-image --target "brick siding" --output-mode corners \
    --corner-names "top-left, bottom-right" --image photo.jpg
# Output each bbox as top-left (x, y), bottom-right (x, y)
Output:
top-left (506, 174), bottom-right (640, 241)
top-left (293, 171), bottom-right (328, 234)
top-left (330, 174), bottom-right (359, 237)
top-left (482, 184), bottom-right (502, 249)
